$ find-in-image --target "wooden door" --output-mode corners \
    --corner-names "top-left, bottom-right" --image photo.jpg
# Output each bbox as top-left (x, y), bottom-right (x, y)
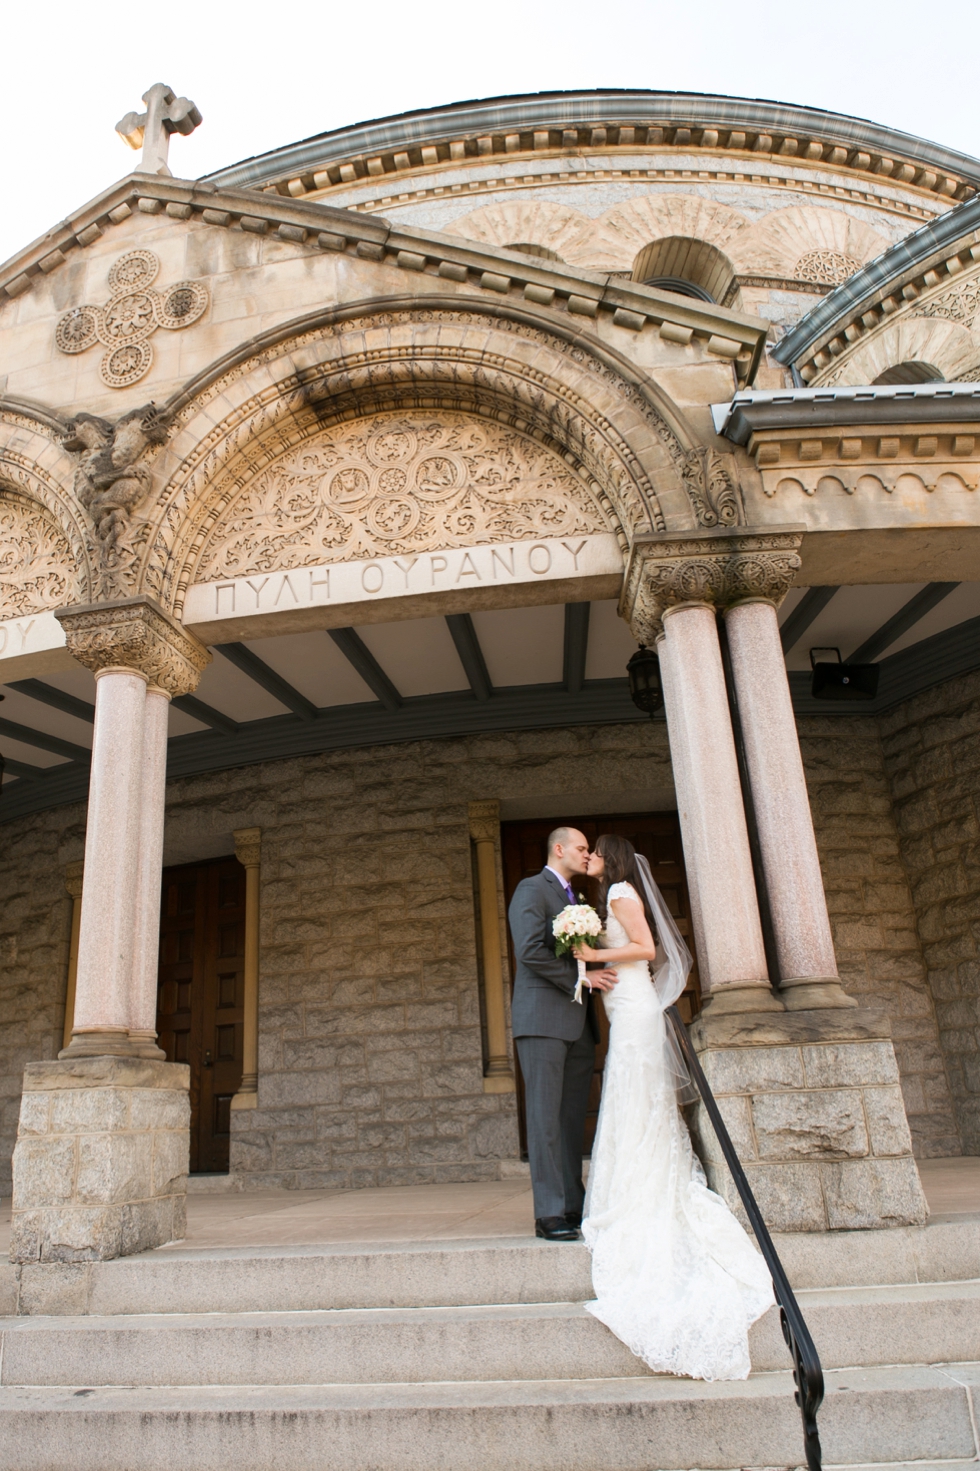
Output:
top-left (156, 856), bottom-right (246, 1173)
top-left (500, 812), bottom-right (700, 1158)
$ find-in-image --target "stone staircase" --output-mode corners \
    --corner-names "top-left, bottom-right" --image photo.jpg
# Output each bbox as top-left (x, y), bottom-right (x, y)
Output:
top-left (1, 1215), bottom-right (979, 1470)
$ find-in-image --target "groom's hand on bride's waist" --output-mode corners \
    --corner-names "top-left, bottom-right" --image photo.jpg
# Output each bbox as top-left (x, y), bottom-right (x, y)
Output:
top-left (586, 969), bottom-right (619, 992)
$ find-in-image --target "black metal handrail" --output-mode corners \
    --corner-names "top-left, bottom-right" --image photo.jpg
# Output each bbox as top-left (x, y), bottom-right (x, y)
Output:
top-left (666, 1005), bottom-right (824, 1471)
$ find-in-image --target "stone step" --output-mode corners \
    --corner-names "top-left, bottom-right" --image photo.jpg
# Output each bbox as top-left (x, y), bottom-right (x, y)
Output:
top-left (7, 1211), bottom-right (980, 1319)
top-left (3, 1280), bottom-right (980, 1387)
top-left (1, 1364), bottom-right (976, 1470)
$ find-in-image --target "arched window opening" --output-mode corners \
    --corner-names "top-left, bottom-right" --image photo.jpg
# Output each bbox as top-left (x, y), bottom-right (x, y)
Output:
top-left (632, 237), bottom-right (736, 306)
top-left (872, 361), bottom-right (945, 386)
top-left (505, 242), bottom-right (565, 263)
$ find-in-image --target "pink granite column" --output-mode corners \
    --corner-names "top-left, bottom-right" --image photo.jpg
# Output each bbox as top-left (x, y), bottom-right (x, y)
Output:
top-left (129, 686), bottom-right (170, 1056)
top-left (725, 598), bottom-right (855, 1008)
top-left (62, 667), bottom-right (148, 1056)
top-left (659, 603), bottom-right (780, 1012)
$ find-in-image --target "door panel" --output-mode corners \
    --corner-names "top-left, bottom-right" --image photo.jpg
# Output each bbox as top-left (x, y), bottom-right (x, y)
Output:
top-left (156, 856), bottom-right (246, 1173)
top-left (500, 811), bottom-right (700, 1159)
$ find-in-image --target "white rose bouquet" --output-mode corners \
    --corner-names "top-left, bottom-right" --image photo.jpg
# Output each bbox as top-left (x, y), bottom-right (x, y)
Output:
top-left (553, 903), bottom-right (604, 1004)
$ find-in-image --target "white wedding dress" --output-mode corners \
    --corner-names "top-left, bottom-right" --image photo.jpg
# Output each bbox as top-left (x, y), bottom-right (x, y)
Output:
top-left (582, 881), bottom-right (773, 1381)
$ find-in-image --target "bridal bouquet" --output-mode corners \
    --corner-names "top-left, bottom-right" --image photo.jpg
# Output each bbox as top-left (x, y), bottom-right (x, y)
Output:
top-left (553, 904), bottom-right (603, 1004)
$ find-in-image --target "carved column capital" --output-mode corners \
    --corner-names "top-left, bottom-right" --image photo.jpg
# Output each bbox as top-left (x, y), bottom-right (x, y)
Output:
top-left (468, 800), bottom-right (501, 844)
top-left (234, 826), bottom-right (262, 869)
top-left (620, 526), bottom-right (804, 645)
top-left (64, 860), bottom-right (84, 899)
top-left (55, 596), bottom-right (210, 698)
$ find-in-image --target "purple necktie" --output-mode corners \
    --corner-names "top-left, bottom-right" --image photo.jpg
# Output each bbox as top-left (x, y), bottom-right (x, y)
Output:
top-left (564, 882), bottom-right (575, 903)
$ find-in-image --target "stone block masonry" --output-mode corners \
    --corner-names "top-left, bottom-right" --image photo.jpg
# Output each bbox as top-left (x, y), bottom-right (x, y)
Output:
top-left (799, 713), bottom-right (960, 1158)
top-left (690, 1008), bottom-right (928, 1232)
top-left (10, 1055), bottom-right (189, 1262)
top-left (880, 668), bottom-right (980, 1154)
top-left (0, 715), bottom-right (958, 1192)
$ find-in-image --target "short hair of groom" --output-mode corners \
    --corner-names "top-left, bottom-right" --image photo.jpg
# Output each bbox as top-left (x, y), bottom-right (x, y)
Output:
top-left (546, 826), bottom-right (576, 856)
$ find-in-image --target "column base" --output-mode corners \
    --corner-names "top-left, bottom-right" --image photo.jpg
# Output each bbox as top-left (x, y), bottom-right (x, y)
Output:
top-left (699, 981), bottom-right (785, 1015)
top-left (10, 1056), bottom-right (190, 1264)
top-left (59, 1028), bottom-right (144, 1060)
top-left (780, 976), bottom-right (858, 1010)
top-left (127, 1029), bottom-right (167, 1060)
top-left (688, 1007), bottom-right (927, 1233)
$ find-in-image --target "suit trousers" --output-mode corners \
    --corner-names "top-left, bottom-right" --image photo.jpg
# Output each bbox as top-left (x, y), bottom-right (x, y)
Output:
top-left (516, 1031), bottom-right (596, 1220)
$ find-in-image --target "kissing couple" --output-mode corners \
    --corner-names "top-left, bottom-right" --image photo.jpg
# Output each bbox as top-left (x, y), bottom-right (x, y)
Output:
top-left (508, 827), bottom-right (773, 1381)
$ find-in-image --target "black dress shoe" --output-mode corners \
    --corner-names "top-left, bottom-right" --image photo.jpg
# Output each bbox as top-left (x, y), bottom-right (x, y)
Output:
top-left (564, 1210), bottom-right (583, 1229)
top-left (535, 1216), bottom-right (580, 1241)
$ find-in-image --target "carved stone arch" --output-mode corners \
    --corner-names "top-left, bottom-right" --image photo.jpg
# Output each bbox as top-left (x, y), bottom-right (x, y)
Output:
top-left (135, 301), bottom-right (719, 615)
top-left (0, 408), bottom-right (96, 615)
top-left (813, 316), bottom-right (978, 388)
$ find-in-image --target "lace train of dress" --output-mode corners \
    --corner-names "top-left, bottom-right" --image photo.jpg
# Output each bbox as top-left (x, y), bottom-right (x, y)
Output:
top-left (582, 883), bottom-right (773, 1381)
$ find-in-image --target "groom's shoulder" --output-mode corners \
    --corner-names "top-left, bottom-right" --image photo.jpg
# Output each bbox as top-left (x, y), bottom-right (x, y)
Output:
top-left (511, 869), bottom-right (550, 901)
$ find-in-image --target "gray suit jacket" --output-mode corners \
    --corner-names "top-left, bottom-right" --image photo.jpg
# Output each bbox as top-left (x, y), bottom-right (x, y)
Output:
top-left (508, 868), bottom-right (599, 1043)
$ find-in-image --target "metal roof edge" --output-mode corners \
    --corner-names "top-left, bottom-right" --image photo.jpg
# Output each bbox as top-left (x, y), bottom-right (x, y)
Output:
top-left (772, 195), bottom-right (980, 367)
top-left (199, 88), bottom-right (980, 193)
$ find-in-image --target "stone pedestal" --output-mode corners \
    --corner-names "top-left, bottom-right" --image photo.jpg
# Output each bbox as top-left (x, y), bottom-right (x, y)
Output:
top-left (688, 1008), bottom-right (928, 1232)
top-left (9, 1056), bottom-right (190, 1264)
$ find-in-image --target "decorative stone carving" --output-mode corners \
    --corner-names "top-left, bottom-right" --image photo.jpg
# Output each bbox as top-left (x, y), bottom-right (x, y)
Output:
top-left (621, 528), bottom-right (803, 644)
top-left (0, 490), bottom-right (77, 618)
top-left (681, 449), bottom-right (743, 528)
top-left (194, 410), bottom-right (609, 582)
top-left (56, 251), bottom-right (208, 388)
top-left (55, 596), bottom-right (210, 698)
top-left (63, 404), bottom-right (170, 595)
top-left (794, 249), bottom-right (860, 286)
top-left (148, 307), bottom-right (705, 613)
top-left (468, 799), bottom-right (501, 845)
top-left (915, 277), bottom-right (980, 324)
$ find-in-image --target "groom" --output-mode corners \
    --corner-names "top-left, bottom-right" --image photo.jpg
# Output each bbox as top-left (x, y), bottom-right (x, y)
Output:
top-left (508, 827), bottom-right (618, 1241)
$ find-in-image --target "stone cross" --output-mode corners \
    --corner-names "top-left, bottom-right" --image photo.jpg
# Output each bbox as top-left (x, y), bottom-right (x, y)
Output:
top-left (116, 84), bottom-right (203, 176)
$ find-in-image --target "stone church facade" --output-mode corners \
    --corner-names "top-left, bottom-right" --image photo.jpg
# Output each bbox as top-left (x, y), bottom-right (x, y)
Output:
top-left (2, 88), bottom-right (980, 1263)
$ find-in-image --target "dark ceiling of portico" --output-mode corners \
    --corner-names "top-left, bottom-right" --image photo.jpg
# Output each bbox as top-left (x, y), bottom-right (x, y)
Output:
top-left (2, 588), bottom-right (979, 823)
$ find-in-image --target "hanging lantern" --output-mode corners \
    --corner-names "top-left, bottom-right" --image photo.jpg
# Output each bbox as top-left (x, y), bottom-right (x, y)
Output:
top-left (627, 645), bottom-right (663, 715)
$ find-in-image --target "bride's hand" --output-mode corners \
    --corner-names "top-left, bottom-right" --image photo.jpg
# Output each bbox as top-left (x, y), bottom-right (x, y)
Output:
top-left (572, 942), bottom-right (604, 961)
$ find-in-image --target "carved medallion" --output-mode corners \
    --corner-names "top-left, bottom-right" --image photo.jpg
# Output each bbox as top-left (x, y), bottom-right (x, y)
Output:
top-left (55, 250), bottom-right (208, 388)
top-left (194, 410), bottom-right (609, 582)
top-left (0, 491), bottom-right (76, 618)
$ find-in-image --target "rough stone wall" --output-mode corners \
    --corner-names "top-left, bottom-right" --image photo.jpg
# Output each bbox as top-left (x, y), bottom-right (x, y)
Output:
top-left (0, 801), bottom-right (84, 1192)
top-left (0, 708), bottom-right (965, 1195)
top-left (798, 713), bottom-right (961, 1158)
top-left (879, 669), bottom-right (980, 1155)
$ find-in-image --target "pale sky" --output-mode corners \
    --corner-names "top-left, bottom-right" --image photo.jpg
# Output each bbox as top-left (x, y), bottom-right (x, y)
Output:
top-left (2, 0), bottom-right (979, 269)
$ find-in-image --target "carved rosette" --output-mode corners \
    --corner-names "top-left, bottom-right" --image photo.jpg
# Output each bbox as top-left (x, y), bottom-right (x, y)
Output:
top-left (621, 529), bottom-right (803, 645)
top-left (468, 799), bottom-right (501, 845)
top-left (55, 597), bottom-right (210, 698)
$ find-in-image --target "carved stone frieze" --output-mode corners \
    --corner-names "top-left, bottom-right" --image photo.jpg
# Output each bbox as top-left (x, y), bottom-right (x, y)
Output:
top-left (193, 410), bottom-right (608, 582)
top-left (621, 529), bottom-right (803, 645)
top-left (142, 309), bottom-right (698, 613)
top-left (56, 250), bottom-right (208, 389)
top-left (55, 597), bottom-right (210, 698)
top-left (63, 405), bottom-right (170, 598)
top-left (0, 490), bottom-right (77, 618)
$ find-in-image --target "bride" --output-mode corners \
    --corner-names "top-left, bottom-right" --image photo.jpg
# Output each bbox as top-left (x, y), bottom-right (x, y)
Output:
top-left (573, 833), bottom-right (773, 1382)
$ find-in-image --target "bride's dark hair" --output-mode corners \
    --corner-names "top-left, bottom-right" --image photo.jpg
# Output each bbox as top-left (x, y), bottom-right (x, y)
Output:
top-left (594, 833), bottom-right (657, 935)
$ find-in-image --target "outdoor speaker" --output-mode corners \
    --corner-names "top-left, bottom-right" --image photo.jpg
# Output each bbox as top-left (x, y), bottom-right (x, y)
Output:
top-left (810, 648), bottom-right (879, 702)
